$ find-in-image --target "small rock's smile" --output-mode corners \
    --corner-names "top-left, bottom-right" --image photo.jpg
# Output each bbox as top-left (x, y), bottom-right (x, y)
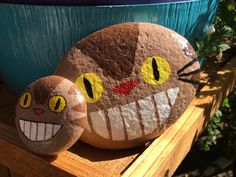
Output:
top-left (18, 119), bottom-right (62, 142)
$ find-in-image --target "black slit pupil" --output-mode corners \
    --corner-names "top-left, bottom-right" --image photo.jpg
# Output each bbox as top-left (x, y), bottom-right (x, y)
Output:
top-left (152, 58), bottom-right (160, 81)
top-left (24, 94), bottom-right (28, 105)
top-left (83, 77), bottom-right (94, 99)
top-left (54, 98), bottom-right (61, 110)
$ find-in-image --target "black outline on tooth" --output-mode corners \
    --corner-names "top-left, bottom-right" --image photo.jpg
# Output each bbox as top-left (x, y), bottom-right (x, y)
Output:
top-left (18, 118), bottom-right (62, 142)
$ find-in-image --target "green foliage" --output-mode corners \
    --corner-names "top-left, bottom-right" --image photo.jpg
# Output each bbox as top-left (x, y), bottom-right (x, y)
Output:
top-left (198, 110), bottom-right (222, 151)
top-left (195, 0), bottom-right (236, 61)
top-left (196, 0), bottom-right (236, 151)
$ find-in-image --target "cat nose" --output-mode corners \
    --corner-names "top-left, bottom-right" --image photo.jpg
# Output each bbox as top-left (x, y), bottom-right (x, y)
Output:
top-left (112, 80), bottom-right (139, 96)
top-left (33, 108), bottom-right (45, 116)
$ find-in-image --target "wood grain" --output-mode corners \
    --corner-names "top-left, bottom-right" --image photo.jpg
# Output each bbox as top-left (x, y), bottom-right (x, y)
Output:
top-left (0, 163), bottom-right (10, 177)
top-left (0, 56), bottom-right (235, 177)
top-left (123, 56), bottom-right (236, 177)
top-left (9, 170), bottom-right (23, 177)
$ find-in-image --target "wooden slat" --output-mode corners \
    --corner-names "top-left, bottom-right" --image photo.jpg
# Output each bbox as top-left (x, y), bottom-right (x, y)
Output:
top-left (0, 112), bottom-right (142, 177)
top-left (0, 134), bottom-right (112, 177)
top-left (9, 170), bottom-right (23, 177)
top-left (0, 85), bottom-right (143, 177)
top-left (0, 163), bottom-right (10, 177)
top-left (123, 56), bottom-right (236, 177)
top-left (0, 56), bottom-right (234, 177)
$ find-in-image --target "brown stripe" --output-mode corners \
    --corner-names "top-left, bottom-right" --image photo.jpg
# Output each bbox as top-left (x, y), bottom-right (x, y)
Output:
top-left (44, 122), bottom-right (47, 141)
top-left (70, 117), bottom-right (88, 128)
top-left (29, 122), bottom-right (32, 140)
top-left (104, 110), bottom-right (112, 140)
top-left (151, 95), bottom-right (160, 129)
top-left (135, 101), bottom-right (145, 137)
top-left (118, 107), bottom-right (129, 141)
top-left (87, 115), bottom-right (95, 133)
top-left (165, 91), bottom-right (173, 107)
top-left (36, 123), bottom-right (38, 141)
top-left (76, 23), bottom-right (140, 80)
top-left (68, 84), bottom-right (78, 95)
top-left (72, 103), bottom-right (86, 113)
top-left (50, 124), bottom-right (53, 139)
top-left (33, 76), bottom-right (64, 105)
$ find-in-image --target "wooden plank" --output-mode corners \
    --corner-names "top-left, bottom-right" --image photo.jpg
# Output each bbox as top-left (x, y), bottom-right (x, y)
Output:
top-left (0, 163), bottom-right (10, 177)
top-left (0, 119), bottom-right (143, 177)
top-left (0, 134), bottom-right (113, 177)
top-left (0, 80), bottom-right (146, 176)
top-left (0, 105), bottom-right (143, 177)
top-left (0, 56), bottom-right (234, 177)
top-left (123, 56), bottom-right (236, 177)
top-left (9, 170), bottom-right (23, 177)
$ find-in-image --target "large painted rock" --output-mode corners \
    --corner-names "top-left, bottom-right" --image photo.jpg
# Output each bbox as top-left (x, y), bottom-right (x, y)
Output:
top-left (15, 23), bottom-right (200, 155)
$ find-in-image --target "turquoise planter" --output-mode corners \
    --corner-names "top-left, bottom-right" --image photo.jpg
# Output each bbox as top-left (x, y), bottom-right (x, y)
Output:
top-left (0, 0), bottom-right (219, 94)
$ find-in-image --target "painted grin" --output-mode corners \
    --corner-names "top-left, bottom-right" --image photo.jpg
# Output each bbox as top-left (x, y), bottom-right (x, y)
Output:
top-left (88, 87), bottom-right (180, 141)
top-left (19, 119), bottom-right (62, 142)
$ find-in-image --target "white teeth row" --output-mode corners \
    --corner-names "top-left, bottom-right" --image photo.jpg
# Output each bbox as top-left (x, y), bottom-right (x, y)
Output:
top-left (19, 120), bottom-right (62, 142)
top-left (88, 87), bottom-right (179, 141)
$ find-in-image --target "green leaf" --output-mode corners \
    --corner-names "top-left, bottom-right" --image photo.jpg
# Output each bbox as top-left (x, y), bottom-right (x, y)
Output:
top-left (218, 43), bottom-right (231, 52)
top-left (222, 98), bottom-right (231, 108)
top-left (228, 4), bottom-right (233, 11)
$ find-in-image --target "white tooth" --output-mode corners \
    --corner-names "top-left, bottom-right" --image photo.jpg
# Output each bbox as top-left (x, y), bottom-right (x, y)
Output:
top-left (37, 123), bottom-right (45, 141)
top-left (121, 102), bottom-right (142, 140)
top-left (19, 120), bottom-right (24, 132)
top-left (24, 121), bottom-right (31, 139)
top-left (45, 124), bottom-right (53, 140)
top-left (90, 110), bottom-right (109, 139)
top-left (154, 91), bottom-right (171, 123)
top-left (138, 96), bottom-right (157, 135)
top-left (30, 122), bottom-right (37, 141)
top-left (107, 107), bottom-right (125, 141)
top-left (167, 87), bottom-right (179, 106)
top-left (52, 124), bottom-right (61, 136)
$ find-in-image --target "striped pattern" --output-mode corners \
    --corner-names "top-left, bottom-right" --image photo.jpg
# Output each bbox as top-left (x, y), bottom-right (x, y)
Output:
top-left (19, 119), bottom-right (63, 141)
top-left (87, 87), bottom-right (179, 141)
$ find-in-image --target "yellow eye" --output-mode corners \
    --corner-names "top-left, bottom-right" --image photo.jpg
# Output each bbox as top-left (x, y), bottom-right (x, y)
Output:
top-left (141, 56), bottom-right (171, 85)
top-left (75, 73), bottom-right (103, 103)
top-left (48, 96), bottom-right (66, 113)
top-left (19, 92), bottom-right (32, 109)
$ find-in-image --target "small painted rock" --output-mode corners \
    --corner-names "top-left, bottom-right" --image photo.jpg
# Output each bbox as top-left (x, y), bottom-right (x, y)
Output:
top-left (54, 22), bottom-right (200, 149)
top-left (15, 75), bottom-right (87, 155)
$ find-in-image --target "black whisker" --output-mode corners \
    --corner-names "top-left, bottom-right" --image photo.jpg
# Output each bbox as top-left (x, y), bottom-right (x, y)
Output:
top-left (178, 78), bottom-right (200, 84)
top-left (177, 58), bottom-right (199, 75)
top-left (178, 69), bottom-right (201, 77)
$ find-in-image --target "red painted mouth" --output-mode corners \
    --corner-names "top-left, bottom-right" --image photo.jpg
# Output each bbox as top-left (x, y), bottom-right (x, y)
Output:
top-left (112, 80), bottom-right (139, 96)
top-left (33, 108), bottom-right (45, 116)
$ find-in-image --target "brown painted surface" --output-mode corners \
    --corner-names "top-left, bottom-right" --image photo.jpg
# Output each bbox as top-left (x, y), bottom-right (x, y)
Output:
top-left (0, 56), bottom-right (235, 177)
top-left (55, 23), bottom-right (200, 149)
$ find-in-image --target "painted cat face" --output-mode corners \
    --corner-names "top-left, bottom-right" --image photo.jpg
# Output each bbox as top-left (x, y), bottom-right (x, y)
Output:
top-left (54, 23), bottom-right (200, 149)
top-left (15, 75), bottom-right (87, 155)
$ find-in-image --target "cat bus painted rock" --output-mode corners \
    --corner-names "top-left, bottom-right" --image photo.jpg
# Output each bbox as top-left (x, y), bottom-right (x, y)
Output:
top-left (15, 23), bottom-right (200, 155)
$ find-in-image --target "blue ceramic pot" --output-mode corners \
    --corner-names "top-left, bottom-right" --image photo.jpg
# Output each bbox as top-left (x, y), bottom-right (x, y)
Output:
top-left (0, 0), bottom-right (191, 5)
top-left (0, 0), bottom-right (218, 94)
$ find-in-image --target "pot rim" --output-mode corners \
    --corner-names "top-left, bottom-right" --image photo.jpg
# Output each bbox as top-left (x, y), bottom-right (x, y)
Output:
top-left (0, 0), bottom-right (195, 6)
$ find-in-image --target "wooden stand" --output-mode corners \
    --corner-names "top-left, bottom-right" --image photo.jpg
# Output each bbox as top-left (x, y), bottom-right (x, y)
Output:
top-left (0, 56), bottom-right (235, 177)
